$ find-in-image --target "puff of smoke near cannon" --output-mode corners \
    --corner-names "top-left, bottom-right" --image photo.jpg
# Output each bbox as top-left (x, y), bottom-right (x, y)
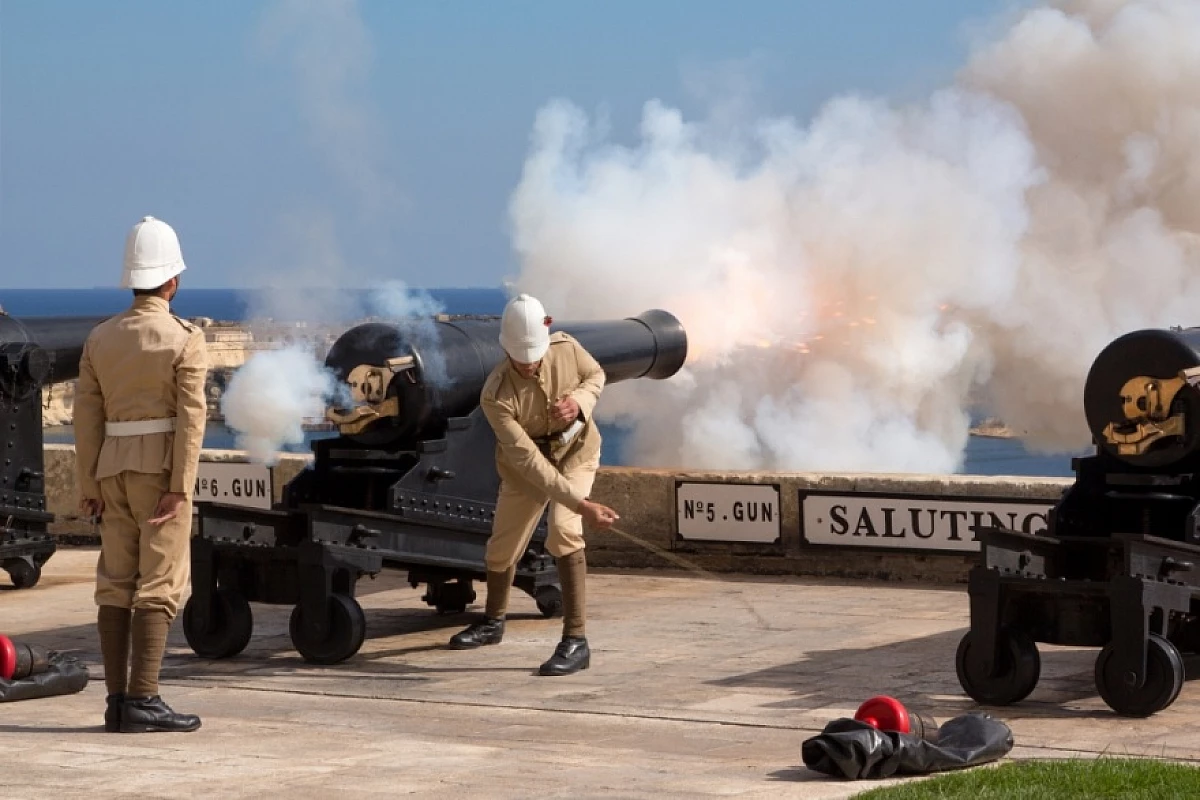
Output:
top-left (958, 326), bottom-right (1200, 717)
top-left (183, 309), bottom-right (687, 665)
top-left (0, 313), bottom-right (109, 589)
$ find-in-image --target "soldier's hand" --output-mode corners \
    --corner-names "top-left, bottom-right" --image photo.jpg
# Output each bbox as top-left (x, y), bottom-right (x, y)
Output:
top-left (79, 498), bottom-right (105, 519)
top-left (552, 396), bottom-right (580, 424)
top-left (148, 492), bottom-right (187, 526)
top-left (578, 499), bottom-right (619, 529)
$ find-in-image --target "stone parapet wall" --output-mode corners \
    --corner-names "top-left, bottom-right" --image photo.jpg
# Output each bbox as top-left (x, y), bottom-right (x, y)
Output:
top-left (584, 469), bottom-right (1070, 582)
top-left (44, 444), bottom-right (1072, 582)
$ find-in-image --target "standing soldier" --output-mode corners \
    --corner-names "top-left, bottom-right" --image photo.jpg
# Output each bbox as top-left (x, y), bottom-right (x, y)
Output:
top-left (448, 294), bottom-right (619, 676)
top-left (75, 216), bottom-right (208, 733)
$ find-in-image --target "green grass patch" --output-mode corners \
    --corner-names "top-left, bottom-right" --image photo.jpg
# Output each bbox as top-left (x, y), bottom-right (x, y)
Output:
top-left (851, 758), bottom-right (1200, 799)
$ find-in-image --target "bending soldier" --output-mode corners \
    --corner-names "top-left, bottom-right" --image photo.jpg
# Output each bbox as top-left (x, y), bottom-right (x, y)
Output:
top-left (449, 294), bottom-right (619, 676)
top-left (75, 216), bottom-right (208, 733)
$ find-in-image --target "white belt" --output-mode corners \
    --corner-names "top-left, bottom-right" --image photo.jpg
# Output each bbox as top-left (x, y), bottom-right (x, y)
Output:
top-left (105, 417), bottom-right (177, 437)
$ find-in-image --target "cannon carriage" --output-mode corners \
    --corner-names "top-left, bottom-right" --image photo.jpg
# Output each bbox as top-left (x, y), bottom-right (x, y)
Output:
top-left (958, 327), bottom-right (1200, 716)
top-left (182, 310), bottom-right (687, 664)
top-left (0, 313), bottom-right (107, 589)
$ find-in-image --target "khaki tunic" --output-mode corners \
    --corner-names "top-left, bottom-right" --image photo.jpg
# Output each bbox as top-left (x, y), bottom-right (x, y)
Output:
top-left (74, 295), bottom-right (209, 617)
top-left (480, 332), bottom-right (605, 569)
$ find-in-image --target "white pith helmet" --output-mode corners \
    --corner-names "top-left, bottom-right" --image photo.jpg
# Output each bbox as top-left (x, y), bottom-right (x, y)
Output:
top-left (499, 294), bottom-right (552, 363)
top-left (122, 216), bottom-right (187, 290)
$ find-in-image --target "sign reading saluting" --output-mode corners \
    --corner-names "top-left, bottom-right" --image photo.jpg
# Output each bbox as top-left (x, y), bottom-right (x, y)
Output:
top-left (801, 490), bottom-right (1054, 552)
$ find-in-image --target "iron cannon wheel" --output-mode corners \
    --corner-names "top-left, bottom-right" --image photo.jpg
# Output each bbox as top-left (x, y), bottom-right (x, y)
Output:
top-left (3, 558), bottom-right (41, 590)
top-left (289, 593), bottom-right (366, 665)
top-left (534, 585), bottom-right (563, 618)
top-left (1094, 634), bottom-right (1184, 717)
top-left (955, 627), bottom-right (1041, 706)
top-left (1167, 638), bottom-right (1186, 708)
top-left (182, 587), bottom-right (254, 659)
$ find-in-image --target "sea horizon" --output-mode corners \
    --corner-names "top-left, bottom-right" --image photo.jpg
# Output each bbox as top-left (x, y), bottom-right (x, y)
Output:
top-left (0, 286), bottom-right (510, 321)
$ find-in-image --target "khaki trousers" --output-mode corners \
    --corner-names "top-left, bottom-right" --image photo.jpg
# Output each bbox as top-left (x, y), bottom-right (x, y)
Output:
top-left (485, 462), bottom-right (597, 572)
top-left (95, 470), bottom-right (192, 620)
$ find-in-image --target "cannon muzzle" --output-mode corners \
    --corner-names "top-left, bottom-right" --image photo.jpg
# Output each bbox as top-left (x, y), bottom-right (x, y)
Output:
top-left (0, 314), bottom-right (108, 401)
top-left (324, 309), bottom-right (688, 445)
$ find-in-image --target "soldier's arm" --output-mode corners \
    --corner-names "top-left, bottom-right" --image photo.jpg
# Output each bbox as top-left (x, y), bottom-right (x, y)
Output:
top-left (481, 393), bottom-right (586, 510)
top-left (170, 329), bottom-right (209, 495)
top-left (568, 340), bottom-right (606, 422)
top-left (73, 339), bottom-right (106, 499)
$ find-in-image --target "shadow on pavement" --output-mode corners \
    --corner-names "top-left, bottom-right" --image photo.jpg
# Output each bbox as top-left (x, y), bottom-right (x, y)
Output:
top-left (708, 628), bottom-right (1133, 722)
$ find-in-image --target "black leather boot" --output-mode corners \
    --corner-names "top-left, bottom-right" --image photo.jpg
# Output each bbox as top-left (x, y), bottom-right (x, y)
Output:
top-left (120, 696), bottom-right (202, 733)
top-left (448, 618), bottom-right (505, 650)
top-left (104, 693), bottom-right (124, 733)
top-left (538, 636), bottom-right (590, 676)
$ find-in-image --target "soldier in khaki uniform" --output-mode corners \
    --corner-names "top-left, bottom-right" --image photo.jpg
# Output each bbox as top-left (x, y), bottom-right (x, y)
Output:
top-left (75, 216), bottom-right (208, 733)
top-left (449, 294), bottom-right (618, 676)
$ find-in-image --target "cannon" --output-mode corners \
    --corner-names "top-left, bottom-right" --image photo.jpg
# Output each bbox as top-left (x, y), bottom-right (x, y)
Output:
top-left (958, 327), bottom-right (1200, 716)
top-left (0, 312), bottom-right (106, 589)
top-left (183, 310), bottom-right (687, 664)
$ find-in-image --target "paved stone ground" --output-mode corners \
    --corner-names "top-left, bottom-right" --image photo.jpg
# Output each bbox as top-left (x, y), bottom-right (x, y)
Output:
top-left (3, 548), bottom-right (1199, 799)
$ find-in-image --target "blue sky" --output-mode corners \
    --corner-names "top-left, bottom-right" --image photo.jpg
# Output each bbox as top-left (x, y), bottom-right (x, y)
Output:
top-left (1, 0), bottom-right (1019, 289)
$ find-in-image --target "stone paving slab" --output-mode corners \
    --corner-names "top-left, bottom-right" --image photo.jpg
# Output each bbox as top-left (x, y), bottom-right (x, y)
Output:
top-left (2, 548), bottom-right (1199, 798)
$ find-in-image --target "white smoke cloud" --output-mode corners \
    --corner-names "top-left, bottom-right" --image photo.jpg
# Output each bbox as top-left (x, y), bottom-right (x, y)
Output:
top-left (368, 280), bottom-right (445, 321)
top-left (221, 346), bottom-right (337, 464)
top-left (257, 0), bottom-right (398, 213)
top-left (244, 0), bottom-right (402, 321)
top-left (509, 0), bottom-right (1200, 472)
top-left (222, 3), bottom-right (437, 462)
top-left (241, 209), bottom-right (361, 324)
top-left (367, 280), bottom-right (452, 387)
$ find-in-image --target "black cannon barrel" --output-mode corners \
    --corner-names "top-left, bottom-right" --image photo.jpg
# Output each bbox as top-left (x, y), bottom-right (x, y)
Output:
top-left (325, 309), bottom-right (688, 445)
top-left (1084, 327), bottom-right (1200, 469)
top-left (0, 314), bottom-right (108, 398)
top-left (558, 309), bottom-right (688, 383)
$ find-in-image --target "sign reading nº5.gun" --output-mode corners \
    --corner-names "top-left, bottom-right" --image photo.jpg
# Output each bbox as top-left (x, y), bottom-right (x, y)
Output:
top-left (676, 482), bottom-right (781, 543)
top-left (800, 490), bottom-right (1056, 552)
top-left (193, 461), bottom-right (273, 510)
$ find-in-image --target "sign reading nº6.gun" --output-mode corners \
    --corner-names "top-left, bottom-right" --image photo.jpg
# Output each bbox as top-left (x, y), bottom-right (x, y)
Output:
top-left (800, 490), bottom-right (1056, 552)
top-left (193, 461), bottom-right (273, 510)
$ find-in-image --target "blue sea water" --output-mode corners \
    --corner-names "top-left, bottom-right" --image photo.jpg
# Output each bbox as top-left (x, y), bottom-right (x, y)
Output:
top-left (0, 287), bottom-right (509, 321)
top-left (10, 287), bottom-right (1082, 478)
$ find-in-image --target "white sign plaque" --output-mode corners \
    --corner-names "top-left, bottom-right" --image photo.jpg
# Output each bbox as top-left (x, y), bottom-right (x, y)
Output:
top-left (801, 492), bottom-right (1055, 552)
top-left (676, 482), bottom-right (781, 543)
top-left (194, 462), bottom-right (273, 509)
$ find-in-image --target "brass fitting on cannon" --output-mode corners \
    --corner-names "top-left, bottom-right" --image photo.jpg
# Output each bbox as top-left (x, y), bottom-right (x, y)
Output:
top-left (325, 355), bottom-right (416, 435)
top-left (1102, 366), bottom-right (1200, 455)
